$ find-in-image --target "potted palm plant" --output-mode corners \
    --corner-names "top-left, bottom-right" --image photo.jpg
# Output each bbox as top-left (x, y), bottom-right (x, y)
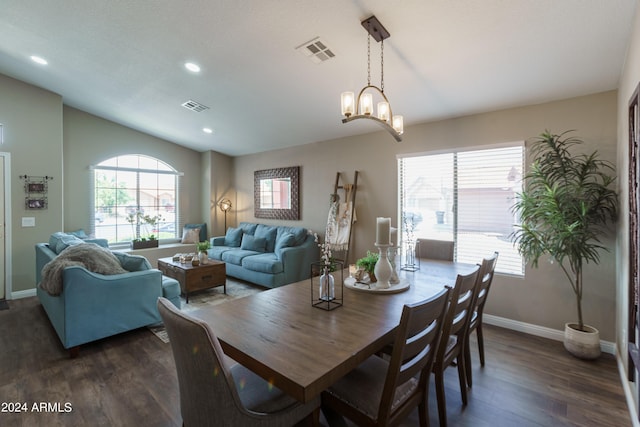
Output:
top-left (511, 130), bottom-right (618, 359)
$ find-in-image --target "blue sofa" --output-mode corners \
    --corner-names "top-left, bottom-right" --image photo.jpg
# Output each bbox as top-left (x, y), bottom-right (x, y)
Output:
top-left (208, 222), bottom-right (318, 288)
top-left (35, 232), bottom-right (181, 355)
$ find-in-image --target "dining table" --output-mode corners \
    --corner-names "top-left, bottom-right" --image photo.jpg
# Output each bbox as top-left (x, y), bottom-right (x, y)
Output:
top-left (190, 258), bottom-right (477, 403)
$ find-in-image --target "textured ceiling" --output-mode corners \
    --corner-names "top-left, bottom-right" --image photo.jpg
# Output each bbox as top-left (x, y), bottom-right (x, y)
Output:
top-left (0, 0), bottom-right (636, 156)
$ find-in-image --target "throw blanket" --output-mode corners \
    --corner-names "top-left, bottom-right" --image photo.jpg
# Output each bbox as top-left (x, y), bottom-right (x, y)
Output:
top-left (40, 243), bottom-right (127, 296)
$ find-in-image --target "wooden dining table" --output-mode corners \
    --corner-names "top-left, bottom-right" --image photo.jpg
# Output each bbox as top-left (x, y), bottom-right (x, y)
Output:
top-left (190, 259), bottom-right (476, 403)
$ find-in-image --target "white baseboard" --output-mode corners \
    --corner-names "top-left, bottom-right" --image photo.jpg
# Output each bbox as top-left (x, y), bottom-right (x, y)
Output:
top-left (617, 351), bottom-right (640, 427)
top-left (11, 288), bottom-right (36, 299)
top-left (483, 314), bottom-right (616, 355)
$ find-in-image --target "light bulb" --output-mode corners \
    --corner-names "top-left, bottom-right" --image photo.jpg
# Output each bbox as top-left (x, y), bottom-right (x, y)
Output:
top-left (377, 101), bottom-right (390, 122)
top-left (341, 92), bottom-right (354, 117)
top-left (392, 115), bottom-right (404, 135)
top-left (361, 93), bottom-right (373, 115)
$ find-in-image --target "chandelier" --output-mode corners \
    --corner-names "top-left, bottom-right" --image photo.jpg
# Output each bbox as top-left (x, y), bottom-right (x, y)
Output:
top-left (340, 15), bottom-right (403, 142)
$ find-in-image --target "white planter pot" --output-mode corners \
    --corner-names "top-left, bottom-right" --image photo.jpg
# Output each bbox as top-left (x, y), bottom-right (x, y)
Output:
top-left (563, 323), bottom-right (601, 360)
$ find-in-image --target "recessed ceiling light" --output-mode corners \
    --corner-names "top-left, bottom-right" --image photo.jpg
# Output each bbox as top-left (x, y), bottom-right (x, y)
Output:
top-left (184, 62), bottom-right (201, 73)
top-left (203, 127), bottom-right (213, 134)
top-left (30, 55), bottom-right (48, 65)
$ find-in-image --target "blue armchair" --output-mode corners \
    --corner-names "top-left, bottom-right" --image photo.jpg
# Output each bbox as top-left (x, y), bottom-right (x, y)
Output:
top-left (35, 232), bottom-right (181, 356)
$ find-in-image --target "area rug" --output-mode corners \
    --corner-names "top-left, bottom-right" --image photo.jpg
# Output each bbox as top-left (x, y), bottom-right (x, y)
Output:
top-left (148, 278), bottom-right (263, 343)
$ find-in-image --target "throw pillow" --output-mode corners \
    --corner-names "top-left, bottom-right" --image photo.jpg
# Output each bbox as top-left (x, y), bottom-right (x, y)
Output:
top-left (184, 223), bottom-right (207, 242)
top-left (181, 227), bottom-right (201, 244)
top-left (240, 234), bottom-right (266, 252)
top-left (255, 224), bottom-right (278, 253)
top-left (275, 232), bottom-right (296, 260)
top-left (224, 227), bottom-right (243, 247)
top-left (49, 232), bottom-right (85, 254)
top-left (113, 252), bottom-right (152, 272)
top-left (67, 229), bottom-right (89, 239)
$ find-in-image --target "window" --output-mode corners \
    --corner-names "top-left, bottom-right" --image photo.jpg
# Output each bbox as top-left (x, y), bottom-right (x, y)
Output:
top-left (398, 144), bottom-right (524, 275)
top-left (260, 177), bottom-right (292, 209)
top-left (92, 155), bottom-right (180, 245)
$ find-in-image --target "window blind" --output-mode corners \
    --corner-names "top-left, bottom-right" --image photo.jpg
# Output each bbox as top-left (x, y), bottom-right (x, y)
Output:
top-left (399, 144), bottom-right (524, 275)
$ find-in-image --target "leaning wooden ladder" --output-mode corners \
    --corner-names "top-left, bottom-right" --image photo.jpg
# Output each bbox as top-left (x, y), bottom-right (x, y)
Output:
top-left (325, 171), bottom-right (359, 265)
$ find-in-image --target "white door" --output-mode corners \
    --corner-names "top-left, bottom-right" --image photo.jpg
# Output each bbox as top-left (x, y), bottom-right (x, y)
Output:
top-left (0, 155), bottom-right (4, 300)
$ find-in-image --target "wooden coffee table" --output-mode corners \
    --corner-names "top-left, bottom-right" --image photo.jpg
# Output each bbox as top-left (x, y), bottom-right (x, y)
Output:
top-left (158, 257), bottom-right (226, 303)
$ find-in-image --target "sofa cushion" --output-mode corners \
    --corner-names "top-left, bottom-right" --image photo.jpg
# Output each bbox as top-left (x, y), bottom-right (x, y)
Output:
top-left (255, 224), bottom-right (278, 253)
top-left (49, 232), bottom-right (85, 254)
top-left (208, 246), bottom-right (233, 260)
top-left (222, 249), bottom-right (262, 266)
top-left (113, 252), bottom-right (152, 271)
top-left (241, 234), bottom-right (266, 252)
top-left (276, 226), bottom-right (308, 246)
top-left (239, 222), bottom-right (258, 236)
top-left (184, 223), bottom-right (207, 242)
top-left (274, 232), bottom-right (296, 260)
top-left (242, 253), bottom-right (284, 275)
top-left (224, 227), bottom-right (243, 247)
top-left (67, 229), bottom-right (89, 239)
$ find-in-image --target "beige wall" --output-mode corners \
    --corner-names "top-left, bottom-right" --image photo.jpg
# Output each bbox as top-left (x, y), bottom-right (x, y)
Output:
top-left (201, 150), bottom-right (234, 237)
top-left (0, 47), bottom-right (626, 348)
top-left (0, 74), bottom-right (64, 293)
top-left (63, 107), bottom-right (203, 236)
top-left (617, 0), bottom-right (640, 413)
top-left (234, 91), bottom-right (619, 341)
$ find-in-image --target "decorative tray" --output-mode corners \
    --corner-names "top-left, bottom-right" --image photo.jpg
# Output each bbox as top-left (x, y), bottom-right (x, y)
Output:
top-left (344, 276), bottom-right (410, 294)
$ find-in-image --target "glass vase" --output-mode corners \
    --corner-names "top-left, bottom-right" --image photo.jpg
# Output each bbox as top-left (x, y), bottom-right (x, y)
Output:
top-left (320, 267), bottom-right (335, 301)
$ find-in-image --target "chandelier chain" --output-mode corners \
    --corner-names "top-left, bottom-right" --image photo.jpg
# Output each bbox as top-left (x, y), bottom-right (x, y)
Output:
top-left (381, 39), bottom-right (385, 93)
top-left (367, 34), bottom-right (371, 86)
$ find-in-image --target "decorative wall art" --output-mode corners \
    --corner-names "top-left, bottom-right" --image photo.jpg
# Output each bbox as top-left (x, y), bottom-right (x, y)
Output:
top-left (20, 175), bottom-right (53, 210)
top-left (254, 166), bottom-right (300, 220)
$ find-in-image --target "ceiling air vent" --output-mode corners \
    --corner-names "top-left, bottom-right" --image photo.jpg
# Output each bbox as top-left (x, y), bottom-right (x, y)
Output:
top-left (295, 37), bottom-right (335, 64)
top-left (181, 99), bottom-right (210, 113)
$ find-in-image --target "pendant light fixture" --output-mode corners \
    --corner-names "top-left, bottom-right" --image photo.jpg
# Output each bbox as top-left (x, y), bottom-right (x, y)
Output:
top-left (341, 15), bottom-right (403, 142)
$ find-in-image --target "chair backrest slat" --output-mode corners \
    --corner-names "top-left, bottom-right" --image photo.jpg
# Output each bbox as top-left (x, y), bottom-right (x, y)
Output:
top-left (378, 287), bottom-right (451, 422)
top-left (474, 252), bottom-right (499, 317)
top-left (437, 266), bottom-right (480, 360)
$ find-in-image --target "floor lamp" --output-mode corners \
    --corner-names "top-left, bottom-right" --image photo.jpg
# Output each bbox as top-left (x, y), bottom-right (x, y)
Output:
top-left (218, 198), bottom-right (232, 230)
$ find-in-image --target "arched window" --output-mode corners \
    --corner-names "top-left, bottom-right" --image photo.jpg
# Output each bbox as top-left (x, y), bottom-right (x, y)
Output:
top-left (92, 154), bottom-right (180, 245)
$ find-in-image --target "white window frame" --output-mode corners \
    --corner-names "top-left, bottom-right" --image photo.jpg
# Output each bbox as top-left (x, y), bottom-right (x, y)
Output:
top-left (397, 141), bottom-right (524, 276)
top-left (90, 155), bottom-right (182, 247)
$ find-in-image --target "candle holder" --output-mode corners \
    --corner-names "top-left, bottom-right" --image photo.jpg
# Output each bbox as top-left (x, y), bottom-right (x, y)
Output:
top-left (389, 245), bottom-right (400, 284)
top-left (310, 260), bottom-right (343, 310)
top-left (373, 244), bottom-right (392, 289)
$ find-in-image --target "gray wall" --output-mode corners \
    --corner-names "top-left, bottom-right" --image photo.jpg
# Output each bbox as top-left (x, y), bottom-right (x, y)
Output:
top-left (0, 57), bottom-right (624, 348)
top-left (63, 107), bottom-right (203, 234)
top-left (0, 76), bottom-right (206, 294)
top-left (0, 74), bottom-right (63, 293)
top-left (233, 90), bottom-right (619, 341)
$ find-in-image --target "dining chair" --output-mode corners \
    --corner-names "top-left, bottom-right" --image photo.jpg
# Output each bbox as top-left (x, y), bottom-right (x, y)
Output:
top-left (464, 251), bottom-right (499, 388)
top-left (321, 287), bottom-right (451, 427)
top-left (157, 297), bottom-right (320, 427)
top-left (432, 265), bottom-right (480, 427)
top-left (417, 239), bottom-right (455, 261)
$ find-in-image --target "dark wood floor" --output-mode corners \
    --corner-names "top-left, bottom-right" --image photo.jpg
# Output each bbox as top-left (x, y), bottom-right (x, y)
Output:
top-left (0, 296), bottom-right (632, 427)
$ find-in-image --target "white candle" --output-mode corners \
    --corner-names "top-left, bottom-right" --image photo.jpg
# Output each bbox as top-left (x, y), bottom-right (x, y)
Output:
top-left (376, 217), bottom-right (390, 245)
top-left (390, 227), bottom-right (397, 246)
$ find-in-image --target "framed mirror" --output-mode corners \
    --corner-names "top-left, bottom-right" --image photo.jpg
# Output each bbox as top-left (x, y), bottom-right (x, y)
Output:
top-left (254, 166), bottom-right (300, 220)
